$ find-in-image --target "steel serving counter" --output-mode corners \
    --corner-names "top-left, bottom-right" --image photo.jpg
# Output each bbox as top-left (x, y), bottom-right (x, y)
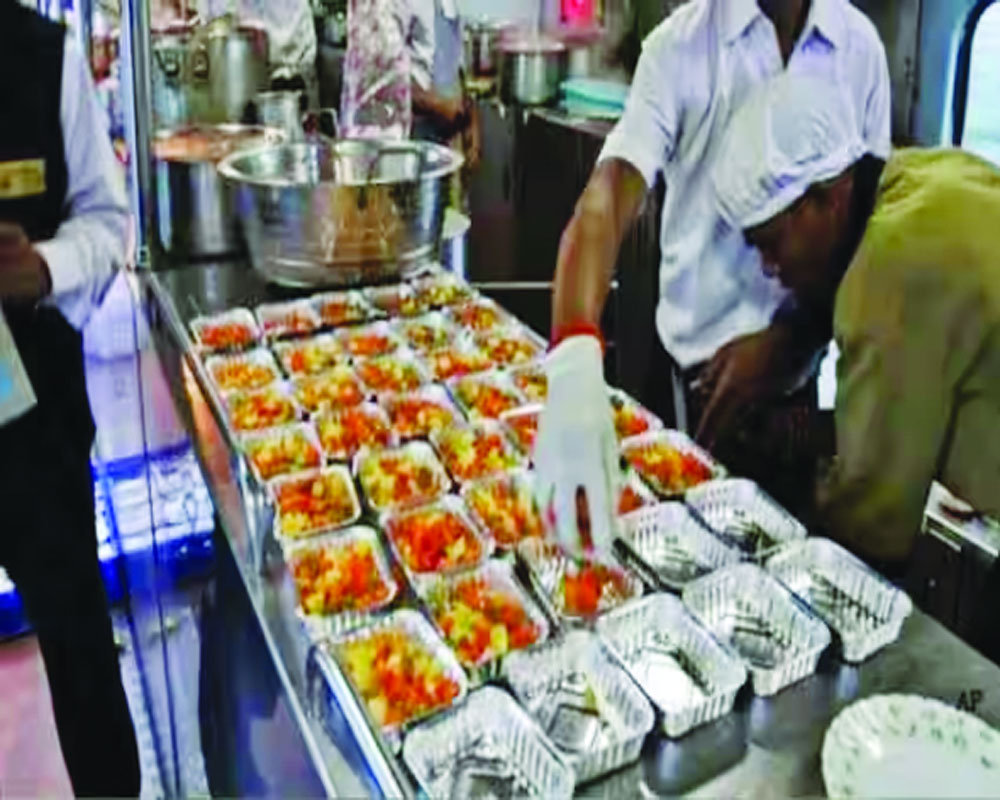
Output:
top-left (140, 259), bottom-right (1000, 798)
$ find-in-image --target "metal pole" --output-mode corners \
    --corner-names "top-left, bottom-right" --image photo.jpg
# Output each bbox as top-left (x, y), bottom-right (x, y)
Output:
top-left (122, 0), bottom-right (154, 266)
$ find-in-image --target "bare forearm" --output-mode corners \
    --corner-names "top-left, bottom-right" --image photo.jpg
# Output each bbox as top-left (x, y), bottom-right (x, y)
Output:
top-left (552, 159), bottom-right (647, 332)
top-left (411, 81), bottom-right (465, 130)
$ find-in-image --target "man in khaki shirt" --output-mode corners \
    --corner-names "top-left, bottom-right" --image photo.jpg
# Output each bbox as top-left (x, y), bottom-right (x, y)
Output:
top-left (713, 74), bottom-right (1000, 572)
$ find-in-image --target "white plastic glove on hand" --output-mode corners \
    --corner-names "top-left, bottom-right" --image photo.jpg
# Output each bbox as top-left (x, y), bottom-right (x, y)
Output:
top-left (533, 335), bottom-right (620, 557)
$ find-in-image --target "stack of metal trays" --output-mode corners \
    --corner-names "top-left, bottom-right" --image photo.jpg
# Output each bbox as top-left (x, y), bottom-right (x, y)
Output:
top-left (766, 538), bottom-right (913, 662)
top-left (685, 478), bottom-right (807, 561)
top-left (682, 564), bottom-right (831, 696)
top-left (402, 686), bottom-right (576, 799)
top-left (616, 501), bottom-right (742, 591)
top-left (504, 630), bottom-right (655, 784)
top-left (596, 594), bottom-right (747, 737)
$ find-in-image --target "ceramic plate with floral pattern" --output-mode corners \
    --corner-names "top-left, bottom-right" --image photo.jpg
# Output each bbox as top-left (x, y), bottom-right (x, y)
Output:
top-left (822, 694), bottom-right (1000, 798)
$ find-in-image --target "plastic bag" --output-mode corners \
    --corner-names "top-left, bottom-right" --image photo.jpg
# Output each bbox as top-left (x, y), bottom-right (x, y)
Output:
top-left (340, 0), bottom-right (411, 139)
top-left (0, 309), bottom-right (36, 427)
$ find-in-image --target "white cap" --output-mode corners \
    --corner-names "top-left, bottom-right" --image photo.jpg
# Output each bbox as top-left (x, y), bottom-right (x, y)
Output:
top-left (713, 74), bottom-right (866, 230)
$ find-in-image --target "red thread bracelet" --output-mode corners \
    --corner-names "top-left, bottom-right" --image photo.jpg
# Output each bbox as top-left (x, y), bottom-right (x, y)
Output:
top-left (550, 321), bottom-right (605, 353)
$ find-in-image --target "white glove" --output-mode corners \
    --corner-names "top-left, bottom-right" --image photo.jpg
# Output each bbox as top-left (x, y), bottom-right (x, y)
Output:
top-left (533, 335), bottom-right (620, 557)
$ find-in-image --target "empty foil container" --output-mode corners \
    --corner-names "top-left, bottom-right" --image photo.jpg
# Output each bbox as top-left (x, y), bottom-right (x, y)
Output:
top-left (595, 594), bottom-right (746, 737)
top-left (504, 630), bottom-right (655, 784)
top-left (617, 502), bottom-right (742, 591)
top-left (682, 564), bottom-right (830, 696)
top-left (685, 478), bottom-right (807, 561)
top-left (402, 685), bottom-right (575, 799)
top-left (765, 538), bottom-right (913, 663)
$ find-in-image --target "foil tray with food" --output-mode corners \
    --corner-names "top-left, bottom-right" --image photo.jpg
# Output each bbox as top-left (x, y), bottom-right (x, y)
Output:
top-left (616, 468), bottom-right (658, 516)
top-left (446, 296), bottom-right (512, 333)
top-left (336, 320), bottom-right (402, 360)
top-left (421, 339), bottom-right (495, 382)
top-left (616, 501), bottom-right (742, 591)
top-left (765, 538), bottom-right (913, 662)
top-left (685, 478), bottom-right (807, 561)
top-left (271, 333), bottom-right (346, 377)
top-left (240, 422), bottom-right (324, 484)
top-left (352, 348), bottom-right (429, 395)
top-left (324, 608), bottom-right (468, 738)
top-left (205, 347), bottom-right (281, 393)
top-left (516, 538), bottom-right (644, 625)
top-left (354, 441), bottom-right (451, 513)
top-left (682, 563), bottom-right (831, 696)
top-left (412, 271), bottom-right (475, 309)
top-left (608, 389), bottom-right (664, 442)
top-left (621, 429), bottom-right (726, 498)
top-left (291, 366), bottom-right (367, 414)
top-left (418, 559), bottom-right (550, 683)
top-left (499, 403), bottom-right (541, 459)
top-left (364, 282), bottom-right (430, 319)
top-left (391, 311), bottom-right (458, 355)
top-left (255, 299), bottom-right (322, 341)
top-left (430, 419), bottom-right (525, 485)
top-left (314, 402), bottom-right (395, 462)
top-left (284, 525), bottom-right (399, 639)
top-left (460, 469), bottom-right (544, 550)
top-left (504, 629), bottom-right (655, 784)
top-left (509, 363), bottom-right (547, 403)
top-left (401, 685), bottom-right (575, 800)
top-left (380, 495), bottom-right (492, 585)
top-left (270, 465), bottom-right (362, 542)
top-left (447, 369), bottom-right (526, 421)
top-left (595, 594), bottom-right (747, 737)
top-left (224, 382), bottom-right (301, 432)
top-left (473, 324), bottom-right (546, 369)
top-left (191, 308), bottom-right (260, 353)
top-left (311, 289), bottom-right (380, 328)
top-left (379, 384), bottom-right (465, 441)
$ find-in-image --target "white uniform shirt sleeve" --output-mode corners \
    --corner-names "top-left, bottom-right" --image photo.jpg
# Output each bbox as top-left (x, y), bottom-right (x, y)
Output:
top-left (408, 0), bottom-right (436, 91)
top-left (863, 42), bottom-right (892, 159)
top-left (598, 26), bottom-right (682, 189)
top-left (34, 37), bottom-right (128, 331)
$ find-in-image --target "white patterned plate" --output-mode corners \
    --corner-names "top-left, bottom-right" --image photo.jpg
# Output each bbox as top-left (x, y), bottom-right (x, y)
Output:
top-left (822, 694), bottom-right (1000, 798)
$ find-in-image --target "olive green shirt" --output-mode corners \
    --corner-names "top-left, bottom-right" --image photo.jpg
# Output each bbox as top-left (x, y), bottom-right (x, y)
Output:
top-left (823, 148), bottom-right (1000, 562)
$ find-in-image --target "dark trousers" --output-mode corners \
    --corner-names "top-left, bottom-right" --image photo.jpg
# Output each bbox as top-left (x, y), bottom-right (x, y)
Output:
top-left (640, 337), bottom-right (823, 526)
top-left (0, 306), bottom-right (139, 797)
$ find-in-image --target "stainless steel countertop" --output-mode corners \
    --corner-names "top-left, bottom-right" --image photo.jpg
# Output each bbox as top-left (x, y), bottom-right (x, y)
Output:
top-left (144, 259), bottom-right (1000, 798)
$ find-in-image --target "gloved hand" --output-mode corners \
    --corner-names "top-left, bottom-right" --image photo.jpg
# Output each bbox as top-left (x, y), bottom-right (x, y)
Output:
top-left (533, 335), bottom-right (620, 557)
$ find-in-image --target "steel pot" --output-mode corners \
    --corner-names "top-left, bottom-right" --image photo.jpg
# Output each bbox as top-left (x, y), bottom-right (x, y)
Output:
top-left (498, 36), bottom-right (567, 106)
top-left (151, 23), bottom-right (192, 128)
top-left (196, 20), bottom-right (269, 123)
top-left (153, 124), bottom-right (280, 258)
top-left (218, 139), bottom-right (463, 287)
top-left (463, 19), bottom-right (511, 78)
top-left (251, 91), bottom-right (306, 141)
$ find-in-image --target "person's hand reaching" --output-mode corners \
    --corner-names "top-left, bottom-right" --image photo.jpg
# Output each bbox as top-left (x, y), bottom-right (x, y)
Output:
top-left (533, 335), bottom-right (620, 557)
top-left (0, 222), bottom-right (51, 303)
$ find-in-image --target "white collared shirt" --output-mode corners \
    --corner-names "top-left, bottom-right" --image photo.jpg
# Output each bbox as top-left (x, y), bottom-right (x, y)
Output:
top-left (35, 36), bottom-right (128, 331)
top-left (600, 0), bottom-right (890, 368)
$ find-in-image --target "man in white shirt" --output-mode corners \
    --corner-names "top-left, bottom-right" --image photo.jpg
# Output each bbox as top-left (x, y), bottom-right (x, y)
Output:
top-left (535, 0), bottom-right (890, 550)
top-left (0, 2), bottom-right (139, 794)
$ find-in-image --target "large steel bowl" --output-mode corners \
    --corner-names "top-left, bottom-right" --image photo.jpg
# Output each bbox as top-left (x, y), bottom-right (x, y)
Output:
top-left (218, 139), bottom-right (463, 286)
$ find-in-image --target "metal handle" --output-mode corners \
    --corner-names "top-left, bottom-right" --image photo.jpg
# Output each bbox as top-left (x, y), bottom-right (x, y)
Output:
top-left (191, 46), bottom-right (209, 80)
